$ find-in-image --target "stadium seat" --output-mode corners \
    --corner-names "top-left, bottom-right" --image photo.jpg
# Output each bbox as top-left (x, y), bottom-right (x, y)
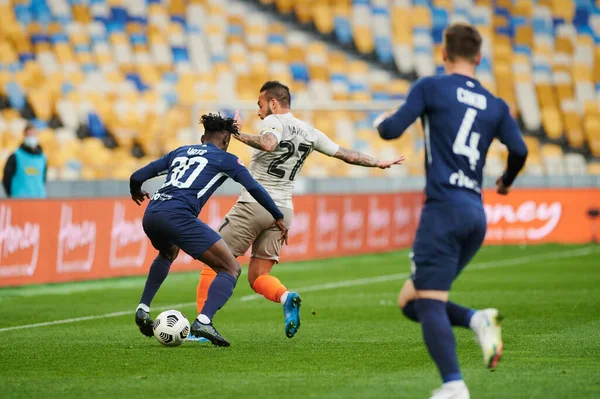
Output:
top-left (0, 0), bottom-right (595, 180)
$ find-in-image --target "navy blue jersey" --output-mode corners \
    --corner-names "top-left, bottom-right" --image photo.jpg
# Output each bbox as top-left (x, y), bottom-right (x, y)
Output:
top-left (130, 143), bottom-right (284, 220)
top-left (378, 74), bottom-right (528, 205)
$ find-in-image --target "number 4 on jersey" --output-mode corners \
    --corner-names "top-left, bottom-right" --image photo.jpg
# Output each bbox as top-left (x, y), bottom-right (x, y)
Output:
top-left (453, 108), bottom-right (481, 171)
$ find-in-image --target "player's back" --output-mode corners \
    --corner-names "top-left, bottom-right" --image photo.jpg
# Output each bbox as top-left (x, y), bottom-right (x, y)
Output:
top-left (419, 74), bottom-right (512, 206)
top-left (239, 113), bottom-right (337, 209)
top-left (146, 143), bottom-right (239, 216)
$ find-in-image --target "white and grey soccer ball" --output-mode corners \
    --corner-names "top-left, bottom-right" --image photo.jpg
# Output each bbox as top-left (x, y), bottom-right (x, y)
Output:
top-left (153, 310), bottom-right (190, 347)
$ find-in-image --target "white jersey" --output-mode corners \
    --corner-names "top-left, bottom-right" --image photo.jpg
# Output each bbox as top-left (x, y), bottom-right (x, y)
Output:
top-left (238, 113), bottom-right (339, 209)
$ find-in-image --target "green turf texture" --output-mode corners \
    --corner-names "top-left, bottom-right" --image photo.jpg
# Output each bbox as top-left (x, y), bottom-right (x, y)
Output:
top-left (1, 244), bottom-right (599, 399)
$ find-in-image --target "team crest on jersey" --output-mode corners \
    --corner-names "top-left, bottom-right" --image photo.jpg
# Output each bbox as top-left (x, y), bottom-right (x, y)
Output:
top-left (237, 158), bottom-right (244, 166)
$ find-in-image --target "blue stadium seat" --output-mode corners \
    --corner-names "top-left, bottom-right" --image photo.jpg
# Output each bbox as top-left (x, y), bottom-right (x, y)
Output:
top-left (61, 82), bottom-right (76, 96)
top-left (32, 119), bottom-right (49, 129)
top-left (163, 72), bottom-right (179, 85)
top-left (6, 82), bottom-right (26, 111)
top-left (51, 33), bottom-right (69, 44)
top-left (290, 63), bottom-right (310, 82)
top-left (375, 38), bottom-right (393, 63)
top-left (88, 112), bottom-right (106, 138)
top-left (172, 47), bottom-right (189, 64)
top-left (111, 7), bottom-right (128, 25)
top-left (126, 73), bottom-right (149, 92)
top-left (334, 16), bottom-right (353, 46)
top-left (267, 34), bottom-right (285, 44)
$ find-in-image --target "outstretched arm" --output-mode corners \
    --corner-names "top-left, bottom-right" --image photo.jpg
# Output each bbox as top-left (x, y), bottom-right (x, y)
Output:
top-left (129, 153), bottom-right (171, 205)
top-left (376, 79), bottom-right (426, 140)
top-left (234, 132), bottom-right (278, 152)
top-left (333, 147), bottom-right (404, 169)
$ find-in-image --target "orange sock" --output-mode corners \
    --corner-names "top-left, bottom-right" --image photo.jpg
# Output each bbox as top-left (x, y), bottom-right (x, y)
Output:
top-left (196, 267), bottom-right (217, 314)
top-left (252, 275), bottom-right (288, 303)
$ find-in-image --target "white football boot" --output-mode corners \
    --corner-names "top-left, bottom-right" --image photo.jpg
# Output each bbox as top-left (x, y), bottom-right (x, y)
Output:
top-left (471, 308), bottom-right (504, 369)
top-left (429, 381), bottom-right (470, 399)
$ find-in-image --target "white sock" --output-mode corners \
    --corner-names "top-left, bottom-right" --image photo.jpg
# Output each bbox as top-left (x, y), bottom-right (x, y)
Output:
top-left (469, 310), bottom-right (480, 330)
top-left (197, 314), bottom-right (211, 324)
top-left (137, 303), bottom-right (150, 313)
top-left (443, 380), bottom-right (467, 390)
top-left (280, 291), bottom-right (290, 304)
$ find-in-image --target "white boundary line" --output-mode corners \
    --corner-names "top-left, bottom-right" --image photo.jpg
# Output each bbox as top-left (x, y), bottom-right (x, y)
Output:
top-left (0, 247), bottom-right (596, 333)
top-left (238, 246), bottom-right (597, 301)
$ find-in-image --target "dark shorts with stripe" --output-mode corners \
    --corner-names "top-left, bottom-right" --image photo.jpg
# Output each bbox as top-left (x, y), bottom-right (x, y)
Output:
top-left (410, 201), bottom-right (487, 291)
top-left (142, 211), bottom-right (221, 259)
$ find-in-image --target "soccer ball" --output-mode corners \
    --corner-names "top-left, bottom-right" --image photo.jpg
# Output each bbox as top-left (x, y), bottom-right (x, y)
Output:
top-left (153, 310), bottom-right (190, 347)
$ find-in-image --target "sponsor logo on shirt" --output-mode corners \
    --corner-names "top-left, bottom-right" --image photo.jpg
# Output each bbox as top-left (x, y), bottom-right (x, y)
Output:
top-left (449, 169), bottom-right (481, 193)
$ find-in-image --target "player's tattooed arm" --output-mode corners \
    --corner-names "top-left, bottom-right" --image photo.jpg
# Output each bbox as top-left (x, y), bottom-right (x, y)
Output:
top-left (234, 132), bottom-right (278, 152)
top-left (333, 147), bottom-right (405, 169)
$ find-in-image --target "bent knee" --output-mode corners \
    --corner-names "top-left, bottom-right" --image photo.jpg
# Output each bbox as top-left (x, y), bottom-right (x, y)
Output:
top-left (221, 261), bottom-right (241, 278)
top-left (398, 280), bottom-right (417, 309)
top-left (160, 246), bottom-right (180, 262)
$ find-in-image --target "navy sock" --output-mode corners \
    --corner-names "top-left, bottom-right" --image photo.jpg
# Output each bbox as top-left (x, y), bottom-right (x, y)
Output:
top-left (140, 255), bottom-right (172, 307)
top-left (402, 301), bottom-right (419, 322)
top-left (446, 301), bottom-right (475, 328)
top-left (200, 272), bottom-right (238, 321)
top-left (403, 300), bottom-right (475, 329)
top-left (415, 298), bottom-right (462, 383)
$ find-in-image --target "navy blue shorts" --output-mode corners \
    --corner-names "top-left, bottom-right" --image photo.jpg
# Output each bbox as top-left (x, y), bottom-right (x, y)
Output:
top-left (410, 202), bottom-right (487, 291)
top-left (142, 211), bottom-right (221, 260)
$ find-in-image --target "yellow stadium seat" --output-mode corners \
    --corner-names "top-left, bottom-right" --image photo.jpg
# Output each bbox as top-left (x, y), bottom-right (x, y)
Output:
top-left (584, 115), bottom-right (600, 155)
top-left (294, 0), bottom-right (313, 23)
top-left (275, 0), bottom-right (294, 14)
top-left (563, 111), bottom-right (585, 148)
top-left (541, 143), bottom-right (564, 159)
top-left (433, 0), bottom-right (452, 8)
top-left (495, 0), bottom-right (512, 8)
top-left (54, 43), bottom-right (74, 63)
top-left (72, 5), bottom-right (91, 23)
top-left (588, 162), bottom-right (600, 175)
top-left (584, 100), bottom-right (600, 118)
top-left (542, 108), bottom-right (564, 140)
top-left (333, 0), bottom-right (351, 15)
top-left (413, 6), bottom-right (432, 28)
top-left (513, 0), bottom-right (533, 17)
top-left (169, 0), bottom-right (186, 15)
top-left (514, 25), bottom-right (533, 47)
top-left (493, 15), bottom-right (509, 28)
top-left (28, 90), bottom-right (53, 121)
top-left (28, 22), bottom-right (43, 35)
top-left (523, 136), bottom-right (541, 155)
top-left (588, 138), bottom-right (600, 157)
top-left (555, 79), bottom-right (574, 101)
top-left (267, 44), bottom-right (287, 62)
top-left (573, 64), bottom-right (593, 83)
top-left (555, 36), bottom-right (573, 54)
top-left (354, 27), bottom-right (374, 54)
top-left (552, 0), bottom-right (575, 22)
top-left (389, 79), bottom-right (410, 97)
top-left (313, 2), bottom-right (334, 34)
top-left (536, 83), bottom-right (558, 109)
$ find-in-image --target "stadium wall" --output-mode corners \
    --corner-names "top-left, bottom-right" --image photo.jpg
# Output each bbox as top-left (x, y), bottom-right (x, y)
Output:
top-left (0, 188), bottom-right (598, 287)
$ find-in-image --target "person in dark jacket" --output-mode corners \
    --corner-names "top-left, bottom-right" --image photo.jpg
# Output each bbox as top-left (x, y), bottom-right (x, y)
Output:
top-left (2, 124), bottom-right (47, 198)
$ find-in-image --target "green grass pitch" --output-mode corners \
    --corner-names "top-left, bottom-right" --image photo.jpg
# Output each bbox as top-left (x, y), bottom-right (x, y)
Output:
top-left (0, 244), bottom-right (599, 398)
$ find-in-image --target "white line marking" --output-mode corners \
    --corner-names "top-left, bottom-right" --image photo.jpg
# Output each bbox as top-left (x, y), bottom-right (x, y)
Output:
top-left (0, 247), bottom-right (596, 333)
top-left (239, 246), bottom-right (598, 301)
top-left (0, 302), bottom-right (194, 333)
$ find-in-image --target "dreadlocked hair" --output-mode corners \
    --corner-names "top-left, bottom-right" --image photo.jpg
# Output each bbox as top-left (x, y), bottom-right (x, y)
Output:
top-left (199, 113), bottom-right (239, 135)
